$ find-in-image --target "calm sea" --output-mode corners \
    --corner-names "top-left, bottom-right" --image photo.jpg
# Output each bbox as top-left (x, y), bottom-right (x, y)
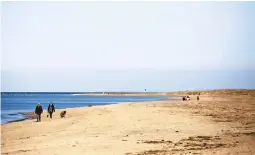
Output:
top-left (1, 92), bottom-right (168, 124)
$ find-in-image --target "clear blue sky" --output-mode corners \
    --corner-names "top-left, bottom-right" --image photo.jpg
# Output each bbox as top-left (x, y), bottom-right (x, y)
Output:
top-left (1, 2), bottom-right (255, 92)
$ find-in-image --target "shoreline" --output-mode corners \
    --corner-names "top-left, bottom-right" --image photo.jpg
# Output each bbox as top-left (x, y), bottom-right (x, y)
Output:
top-left (72, 89), bottom-right (255, 96)
top-left (2, 90), bottom-right (255, 155)
top-left (2, 96), bottom-right (178, 125)
top-left (76, 93), bottom-right (169, 96)
top-left (1, 112), bottom-right (37, 125)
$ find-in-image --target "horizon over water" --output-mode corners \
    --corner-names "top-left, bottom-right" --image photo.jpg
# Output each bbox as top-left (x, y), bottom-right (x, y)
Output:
top-left (1, 92), bottom-right (170, 124)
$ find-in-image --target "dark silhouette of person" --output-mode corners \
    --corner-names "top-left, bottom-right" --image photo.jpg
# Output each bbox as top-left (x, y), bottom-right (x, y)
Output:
top-left (35, 103), bottom-right (43, 122)
top-left (47, 103), bottom-right (55, 119)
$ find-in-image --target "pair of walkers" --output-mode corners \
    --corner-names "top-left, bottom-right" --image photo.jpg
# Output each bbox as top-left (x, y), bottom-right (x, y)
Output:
top-left (34, 103), bottom-right (55, 122)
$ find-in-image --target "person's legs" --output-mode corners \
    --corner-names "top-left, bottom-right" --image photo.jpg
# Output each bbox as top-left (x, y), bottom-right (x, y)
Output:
top-left (36, 114), bottom-right (39, 122)
top-left (50, 112), bottom-right (53, 119)
top-left (39, 114), bottom-right (41, 122)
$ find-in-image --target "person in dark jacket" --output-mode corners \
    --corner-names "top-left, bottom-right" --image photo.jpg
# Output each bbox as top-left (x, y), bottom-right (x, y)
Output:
top-left (47, 103), bottom-right (55, 119)
top-left (35, 103), bottom-right (43, 122)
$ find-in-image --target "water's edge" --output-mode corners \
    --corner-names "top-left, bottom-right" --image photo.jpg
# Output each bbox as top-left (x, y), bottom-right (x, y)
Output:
top-left (2, 97), bottom-right (180, 124)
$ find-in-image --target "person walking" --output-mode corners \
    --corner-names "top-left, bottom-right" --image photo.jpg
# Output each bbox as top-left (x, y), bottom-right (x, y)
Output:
top-left (47, 103), bottom-right (55, 119)
top-left (35, 103), bottom-right (43, 122)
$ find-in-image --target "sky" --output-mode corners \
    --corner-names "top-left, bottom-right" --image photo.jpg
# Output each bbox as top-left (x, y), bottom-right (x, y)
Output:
top-left (1, 2), bottom-right (255, 92)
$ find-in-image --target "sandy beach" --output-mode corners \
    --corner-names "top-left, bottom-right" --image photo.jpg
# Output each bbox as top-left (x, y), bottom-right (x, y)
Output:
top-left (1, 90), bottom-right (255, 155)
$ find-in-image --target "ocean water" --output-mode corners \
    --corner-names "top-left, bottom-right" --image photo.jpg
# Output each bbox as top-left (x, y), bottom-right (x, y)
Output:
top-left (1, 92), bottom-right (168, 124)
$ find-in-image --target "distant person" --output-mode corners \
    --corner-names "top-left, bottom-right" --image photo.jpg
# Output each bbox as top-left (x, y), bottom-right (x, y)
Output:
top-left (187, 96), bottom-right (190, 100)
top-left (47, 103), bottom-right (55, 119)
top-left (35, 103), bottom-right (43, 122)
top-left (197, 96), bottom-right (200, 100)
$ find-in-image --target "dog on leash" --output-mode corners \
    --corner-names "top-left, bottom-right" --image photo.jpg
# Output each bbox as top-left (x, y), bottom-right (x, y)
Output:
top-left (60, 111), bottom-right (66, 118)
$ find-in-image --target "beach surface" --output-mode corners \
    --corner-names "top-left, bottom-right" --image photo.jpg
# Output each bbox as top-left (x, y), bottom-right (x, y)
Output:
top-left (1, 90), bottom-right (255, 155)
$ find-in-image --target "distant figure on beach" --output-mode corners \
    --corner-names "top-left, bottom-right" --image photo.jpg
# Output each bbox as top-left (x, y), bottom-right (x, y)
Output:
top-left (47, 103), bottom-right (55, 119)
top-left (182, 96), bottom-right (190, 101)
top-left (60, 111), bottom-right (66, 118)
top-left (186, 96), bottom-right (190, 100)
top-left (197, 96), bottom-right (200, 100)
top-left (35, 103), bottom-right (43, 122)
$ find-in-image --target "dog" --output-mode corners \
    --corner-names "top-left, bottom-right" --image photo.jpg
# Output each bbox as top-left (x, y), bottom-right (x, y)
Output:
top-left (60, 111), bottom-right (66, 118)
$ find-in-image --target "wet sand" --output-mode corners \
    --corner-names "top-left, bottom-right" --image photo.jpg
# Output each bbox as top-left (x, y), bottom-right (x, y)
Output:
top-left (1, 90), bottom-right (255, 155)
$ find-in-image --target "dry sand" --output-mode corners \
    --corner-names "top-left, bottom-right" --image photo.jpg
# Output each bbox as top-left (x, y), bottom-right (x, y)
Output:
top-left (1, 90), bottom-right (255, 155)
